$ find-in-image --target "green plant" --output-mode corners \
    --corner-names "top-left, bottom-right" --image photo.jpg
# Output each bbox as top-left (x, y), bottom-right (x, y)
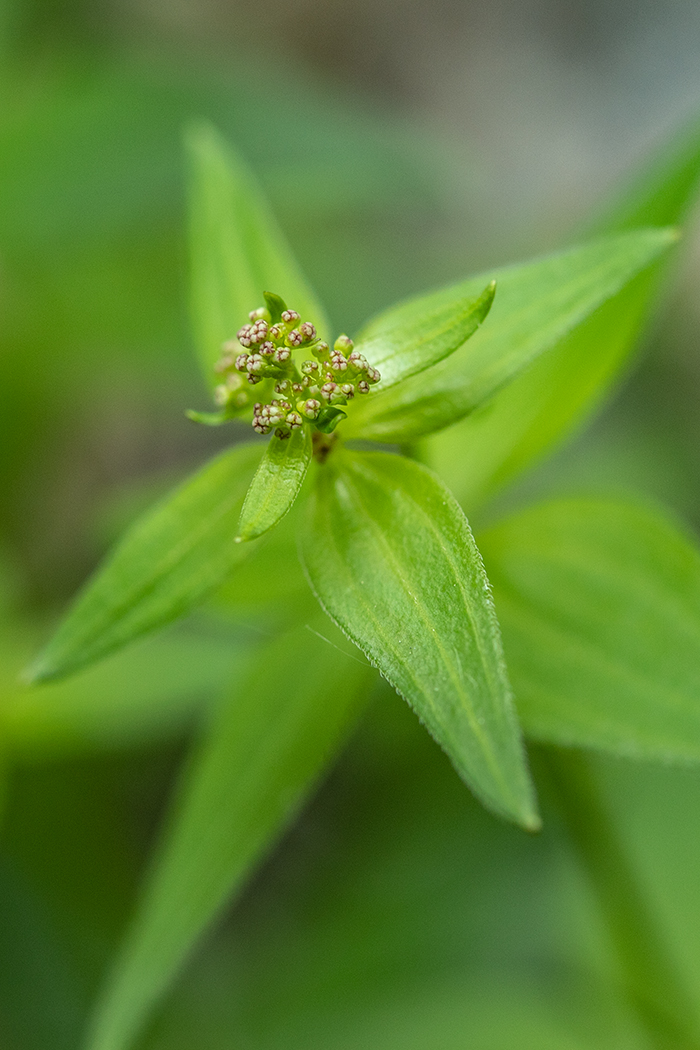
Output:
top-left (27, 116), bottom-right (700, 1050)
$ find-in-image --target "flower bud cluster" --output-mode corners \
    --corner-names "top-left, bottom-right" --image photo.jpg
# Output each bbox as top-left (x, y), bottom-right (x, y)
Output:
top-left (212, 300), bottom-right (381, 438)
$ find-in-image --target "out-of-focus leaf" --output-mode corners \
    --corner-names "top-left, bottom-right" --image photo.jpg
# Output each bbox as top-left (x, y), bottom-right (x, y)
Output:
top-left (84, 621), bottom-right (374, 1050)
top-left (27, 444), bottom-right (262, 684)
top-left (479, 498), bottom-right (700, 762)
top-left (589, 114), bottom-right (700, 234)
top-left (2, 627), bottom-right (243, 760)
top-left (353, 280), bottom-right (495, 391)
top-left (236, 428), bottom-right (312, 543)
top-left (347, 230), bottom-right (674, 443)
top-left (432, 117), bottom-right (700, 509)
top-left (301, 448), bottom-right (538, 829)
top-left (187, 122), bottom-right (329, 387)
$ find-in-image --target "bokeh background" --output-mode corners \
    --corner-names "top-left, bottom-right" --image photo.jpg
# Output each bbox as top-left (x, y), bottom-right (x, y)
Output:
top-left (2, 1), bottom-right (700, 1047)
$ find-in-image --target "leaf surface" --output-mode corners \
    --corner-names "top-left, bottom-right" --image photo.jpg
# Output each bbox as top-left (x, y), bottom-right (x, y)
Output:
top-left (84, 620), bottom-right (373, 1050)
top-left (355, 279), bottom-right (495, 390)
top-left (186, 122), bottom-right (329, 386)
top-left (346, 229), bottom-right (675, 443)
top-left (301, 449), bottom-right (538, 828)
top-left (431, 117), bottom-right (700, 508)
top-left (237, 427), bottom-right (312, 542)
top-left (28, 444), bottom-right (262, 683)
top-left (479, 497), bottom-right (700, 762)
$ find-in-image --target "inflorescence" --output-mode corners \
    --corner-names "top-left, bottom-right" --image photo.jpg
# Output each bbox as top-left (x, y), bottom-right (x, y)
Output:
top-left (210, 297), bottom-right (381, 438)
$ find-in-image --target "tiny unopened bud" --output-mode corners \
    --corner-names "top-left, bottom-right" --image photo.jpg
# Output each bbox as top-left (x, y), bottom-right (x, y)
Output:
top-left (301, 360), bottom-right (319, 375)
top-left (286, 411), bottom-right (303, 429)
top-left (246, 354), bottom-right (264, 374)
top-left (273, 347), bottom-right (291, 364)
top-left (299, 321), bottom-right (316, 341)
top-left (340, 383), bottom-right (355, 398)
top-left (275, 379), bottom-right (290, 394)
top-left (260, 341), bottom-right (275, 356)
top-left (252, 418), bottom-right (270, 434)
top-left (357, 380), bottom-right (370, 394)
top-left (269, 323), bottom-right (285, 341)
top-left (330, 352), bottom-right (348, 372)
top-left (235, 353), bottom-right (249, 372)
top-left (287, 329), bottom-right (303, 347)
top-left (281, 309), bottom-right (300, 323)
top-left (299, 398), bottom-right (321, 419)
top-left (247, 374), bottom-right (263, 385)
top-left (367, 366), bottom-right (381, 383)
top-left (321, 382), bottom-right (337, 400)
top-left (334, 334), bottom-right (354, 353)
top-left (312, 340), bottom-right (330, 362)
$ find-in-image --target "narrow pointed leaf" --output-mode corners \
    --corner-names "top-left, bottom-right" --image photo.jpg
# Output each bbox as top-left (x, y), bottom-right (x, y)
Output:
top-left (27, 444), bottom-right (262, 683)
top-left (432, 117), bottom-right (700, 508)
top-left (85, 621), bottom-right (373, 1050)
top-left (236, 427), bottom-right (312, 542)
top-left (479, 498), bottom-right (700, 762)
top-left (346, 229), bottom-right (675, 443)
top-left (354, 279), bottom-right (495, 391)
top-left (186, 121), bottom-right (329, 386)
top-left (301, 449), bottom-right (538, 828)
top-left (4, 630), bottom-right (244, 759)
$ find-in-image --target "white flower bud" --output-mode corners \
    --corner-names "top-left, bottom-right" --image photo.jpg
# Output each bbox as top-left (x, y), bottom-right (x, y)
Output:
top-left (299, 321), bottom-right (316, 340)
top-left (281, 309), bottom-right (300, 323)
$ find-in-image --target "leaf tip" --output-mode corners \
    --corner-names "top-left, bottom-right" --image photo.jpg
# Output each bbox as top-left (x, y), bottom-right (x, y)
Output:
top-left (20, 655), bottom-right (53, 686)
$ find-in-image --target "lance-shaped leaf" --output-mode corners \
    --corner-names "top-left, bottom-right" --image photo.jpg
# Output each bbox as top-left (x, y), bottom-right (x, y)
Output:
top-left (432, 116), bottom-right (700, 508)
top-left (27, 444), bottom-right (262, 684)
top-left (354, 279), bottom-right (495, 391)
top-left (345, 228), bottom-right (675, 443)
top-left (186, 121), bottom-right (329, 386)
top-left (479, 498), bottom-right (700, 763)
top-left (84, 620), bottom-right (373, 1050)
top-left (236, 427), bottom-right (312, 543)
top-left (6, 631), bottom-right (244, 759)
top-left (301, 449), bottom-right (539, 829)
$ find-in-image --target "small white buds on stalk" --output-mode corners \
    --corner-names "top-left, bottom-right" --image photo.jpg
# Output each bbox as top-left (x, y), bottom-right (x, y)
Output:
top-left (189, 293), bottom-right (381, 439)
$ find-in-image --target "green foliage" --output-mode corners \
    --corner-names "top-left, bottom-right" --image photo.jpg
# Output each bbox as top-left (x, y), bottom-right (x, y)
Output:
top-left (349, 229), bottom-right (675, 442)
top-left (85, 621), bottom-right (373, 1050)
top-left (432, 120), bottom-right (700, 510)
top-left (236, 428), bottom-right (312, 543)
top-left (187, 122), bottom-right (330, 387)
top-left (302, 449), bottom-right (538, 829)
top-left (353, 279), bottom-right (496, 390)
top-left (480, 498), bottom-right (700, 762)
top-left (28, 444), bottom-right (262, 683)
top-left (15, 88), bottom-right (700, 1050)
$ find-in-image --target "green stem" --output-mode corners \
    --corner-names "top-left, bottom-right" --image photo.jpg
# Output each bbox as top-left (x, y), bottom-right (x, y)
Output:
top-left (540, 746), bottom-right (700, 1050)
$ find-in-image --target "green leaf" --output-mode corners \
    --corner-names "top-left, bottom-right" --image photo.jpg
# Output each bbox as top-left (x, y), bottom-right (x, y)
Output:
top-left (84, 620), bottom-right (373, 1050)
top-left (354, 279), bottom-right (496, 391)
top-left (3, 629), bottom-right (243, 760)
top-left (430, 117), bottom-right (700, 508)
top-left (263, 290), bottom-right (287, 323)
top-left (301, 448), bottom-right (539, 828)
top-left (236, 428), bottom-right (312, 543)
top-left (184, 408), bottom-right (233, 427)
top-left (478, 497), bottom-right (700, 763)
top-left (186, 121), bottom-right (330, 387)
top-left (346, 229), bottom-right (676, 443)
top-left (27, 444), bottom-right (262, 683)
top-left (315, 405), bottom-right (347, 433)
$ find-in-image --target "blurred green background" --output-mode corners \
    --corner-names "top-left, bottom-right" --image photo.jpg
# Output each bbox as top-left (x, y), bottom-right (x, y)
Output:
top-left (2, 0), bottom-right (700, 1047)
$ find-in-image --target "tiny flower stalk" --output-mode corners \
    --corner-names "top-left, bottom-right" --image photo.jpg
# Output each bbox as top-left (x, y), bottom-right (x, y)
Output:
top-left (187, 292), bottom-right (382, 542)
